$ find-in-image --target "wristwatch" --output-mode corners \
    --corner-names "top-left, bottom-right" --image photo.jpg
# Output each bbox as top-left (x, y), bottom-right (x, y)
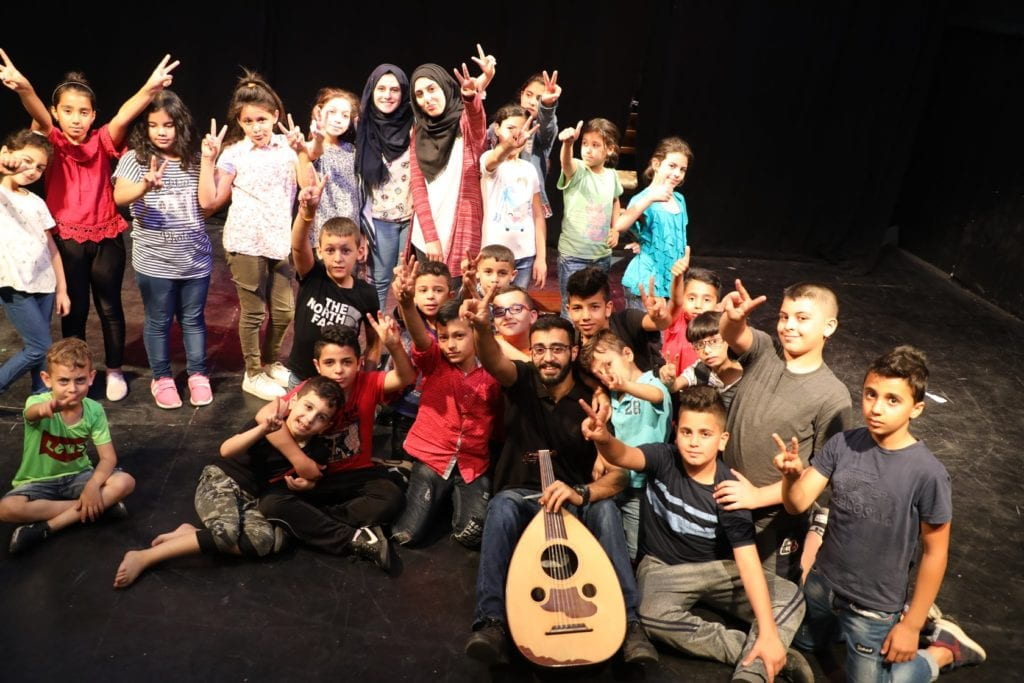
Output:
top-left (573, 484), bottom-right (591, 506)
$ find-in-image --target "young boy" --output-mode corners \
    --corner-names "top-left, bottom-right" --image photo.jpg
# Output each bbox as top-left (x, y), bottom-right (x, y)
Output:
top-left (565, 266), bottom-right (670, 373)
top-left (258, 320), bottom-right (415, 570)
top-left (460, 243), bottom-right (518, 301)
top-left (490, 285), bottom-right (538, 361)
top-left (713, 279), bottom-right (853, 582)
top-left (580, 329), bottom-right (671, 560)
top-left (776, 346), bottom-right (985, 679)
top-left (582, 385), bottom-right (810, 682)
top-left (1, 339), bottom-right (135, 555)
top-left (662, 249), bottom-right (722, 374)
top-left (112, 376), bottom-right (345, 588)
top-left (660, 311), bottom-right (744, 411)
top-left (389, 259), bottom-right (503, 547)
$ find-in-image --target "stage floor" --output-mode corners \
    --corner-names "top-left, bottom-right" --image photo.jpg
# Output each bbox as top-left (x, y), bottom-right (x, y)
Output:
top-left (0, 225), bottom-right (1019, 682)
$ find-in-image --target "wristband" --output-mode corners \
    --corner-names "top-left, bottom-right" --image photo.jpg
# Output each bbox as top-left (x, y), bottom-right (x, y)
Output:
top-left (573, 484), bottom-right (591, 507)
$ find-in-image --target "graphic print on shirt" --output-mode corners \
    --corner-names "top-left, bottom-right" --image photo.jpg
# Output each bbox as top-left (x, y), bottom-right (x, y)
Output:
top-left (323, 405), bottom-right (361, 465)
top-left (304, 297), bottom-right (363, 329)
top-left (40, 433), bottom-right (89, 463)
top-left (492, 177), bottom-right (533, 232)
top-left (585, 202), bottom-right (610, 241)
top-left (831, 465), bottom-right (893, 527)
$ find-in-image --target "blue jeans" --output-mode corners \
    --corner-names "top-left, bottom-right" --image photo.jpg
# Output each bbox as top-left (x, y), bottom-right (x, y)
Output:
top-left (392, 460), bottom-right (490, 548)
top-left (0, 288), bottom-right (54, 394)
top-left (371, 218), bottom-right (409, 312)
top-left (557, 254), bottom-right (611, 317)
top-left (136, 273), bottom-right (210, 378)
top-left (796, 569), bottom-right (939, 682)
top-left (512, 256), bottom-right (535, 289)
top-left (473, 488), bottom-right (639, 626)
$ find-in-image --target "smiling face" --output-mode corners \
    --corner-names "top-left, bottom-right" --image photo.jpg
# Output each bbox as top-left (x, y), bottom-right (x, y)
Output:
top-left (147, 109), bottom-right (177, 154)
top-left (413, 274), bottom-right (451, 319)
top-left (861, 372), bottom-right (923, 449)
top-left (529, 328), bottom-right (576, 387)
top-left (674, 409), bottom-right (729, 472)
top-left (776, 296), bottom-right (837, 361)
top-left (374, 73), bottom-right (402, 115)
top-left (588, 346), bottom-right (634, 388)
top-left (652, 151), bottom-right (689, 188)
top-left (317, 233), bottom-right (361, 286)
top-left (286, 391), bottom-right (337, 440)
top-left (41, 362), bottom-right (95, 409)
top-left (491, 290), bottom-right (537, 340)
top-left (237, 104), bottom-right (279, 147)
top-left (317, 97), bottom-right (353, 139)
top-left (51, 91), bottom-right (96, 144)
top-left (413, 77), bottom-right (446, 118)
top-left (2, 145), bottom-right (48, 188)
top-left (519, 79), bottom-right (545, 116)
top-left (567, 293), bottom-right (613, 340)
top-left (313, 342), bottom-right (361, 391)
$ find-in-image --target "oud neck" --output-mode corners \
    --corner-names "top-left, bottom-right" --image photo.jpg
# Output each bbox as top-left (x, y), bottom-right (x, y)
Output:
top-left (537, 449), bottom-right (556, 491)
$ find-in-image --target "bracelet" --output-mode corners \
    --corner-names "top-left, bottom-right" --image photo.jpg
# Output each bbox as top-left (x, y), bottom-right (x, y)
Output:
top-left (573, 484), bottom-right (591, 506)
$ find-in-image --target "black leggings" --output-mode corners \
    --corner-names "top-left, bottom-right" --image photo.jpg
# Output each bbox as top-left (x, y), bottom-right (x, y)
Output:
top-left (56, 234), bottom-right (126, 368)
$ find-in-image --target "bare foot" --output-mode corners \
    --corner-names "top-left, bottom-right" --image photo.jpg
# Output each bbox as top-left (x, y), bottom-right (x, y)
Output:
top-left (151, 523), bottom-right (198, 547)
top-left (114, 550), bottom-right (145, 589)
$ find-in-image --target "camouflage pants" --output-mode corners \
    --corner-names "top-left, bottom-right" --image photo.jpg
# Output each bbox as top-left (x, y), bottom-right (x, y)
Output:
top-left (194, 465), bottom-right (285, 557)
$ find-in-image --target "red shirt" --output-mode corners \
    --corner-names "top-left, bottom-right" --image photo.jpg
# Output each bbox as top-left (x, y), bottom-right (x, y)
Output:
top-left (662, 309), bottom-right (699, 371)
top-left (44, 125), bottom-right (128, 243)
top-left (402, 340), bottom-right (502, 484)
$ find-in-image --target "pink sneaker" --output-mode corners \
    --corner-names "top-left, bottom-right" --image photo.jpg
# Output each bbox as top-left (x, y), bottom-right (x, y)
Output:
top-left (188, 374), bottom-right (213, 407)
top-left (151, 377), bottom-right (182, 409)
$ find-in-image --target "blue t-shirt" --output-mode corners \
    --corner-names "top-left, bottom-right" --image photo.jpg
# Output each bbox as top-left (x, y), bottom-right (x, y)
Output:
top-left (621, 187), bottom-right (688, 298)
top-left (610, 371), bottom-right (671, 487)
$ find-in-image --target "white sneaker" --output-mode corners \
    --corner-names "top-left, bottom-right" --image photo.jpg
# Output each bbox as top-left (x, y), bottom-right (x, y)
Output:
top-left (264, 362), bottom-right (291, 388)
top-left (242, 371), bottom-right (287, 400)
top-left (106, 370), bottom-right (128, 401)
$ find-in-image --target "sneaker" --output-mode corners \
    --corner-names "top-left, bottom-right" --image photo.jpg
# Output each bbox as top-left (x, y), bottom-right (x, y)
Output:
top-left (187, 374), bottom-right (213, 407)
top-left (106, 369), bottom-right (128, 401)
top-left (779, 648), bottom-right (814, 683)
top-left (103, 501), bottom-right (129, 521)
top-left (622, 620), bottom-right (659, 665)
top-left (150, 377), bottom-right (182, 409)
top-left (264, 362), bottom-right (291, 388)
top-left (9, 521), bottom-right (50, 555)
top-left (465, 618), bottom-right (510, 665)
top-left (350, 525), bottom-right (390, 571)
top-left (931, 617), bottom-right (986, 670)
top-left (921, 602), bottom-right (944, 641)
top-left (242, 371), bottom-right (286, 400)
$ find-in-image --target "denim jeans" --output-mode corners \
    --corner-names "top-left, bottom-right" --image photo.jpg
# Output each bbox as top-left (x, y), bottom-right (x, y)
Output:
top-left (512, 256), bottom-right (535, 289)
top-left (371, 218), bottom-right (409, 312)
top-left (796, 569), bottom-right (939, 682)
top-left (136, 273), bottom-right (211, 378)
top-left (392, 460), bottom-right (490, 548)
top-left (0, 288), bottom-right (54, 394)
top-left (473, 488), bottom-right (639, 626)
top-left (557, 254), bottom-right (611, 317)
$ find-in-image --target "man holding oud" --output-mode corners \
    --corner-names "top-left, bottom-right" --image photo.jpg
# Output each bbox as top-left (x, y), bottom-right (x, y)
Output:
top-left (460, 293), bottom-right (657, 667)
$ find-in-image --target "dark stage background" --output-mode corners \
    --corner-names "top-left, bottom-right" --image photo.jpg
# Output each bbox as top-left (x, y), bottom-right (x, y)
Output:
top-left (1, 1), bottom-right (1021, 317)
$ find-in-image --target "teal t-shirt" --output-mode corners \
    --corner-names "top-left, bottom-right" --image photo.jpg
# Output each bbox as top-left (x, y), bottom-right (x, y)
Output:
top-left (556, 161), bottom-right (623, 260)
top-left (12, 393), bottom-right (112, 487)
top-left (621, 188), bottom-right (688, 298)
top-left (611, 371), bottom-right (672, 487)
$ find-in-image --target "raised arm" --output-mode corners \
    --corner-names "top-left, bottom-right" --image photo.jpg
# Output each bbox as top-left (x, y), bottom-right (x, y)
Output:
top-left (220, 406), bottom-right (284, 459)
top-left (291, 167), bottom-right (327, 278)
top-left (254, 398), bottom-right (323, 481)
top-left (0, 49), bottom-right (52, 133)
top-left (462, 286), bottom-right (517, 387)
top-left (773, 434), bottom-right (829, 514)
top-left (558, 120), bottom-right (582, 181)
top-left (639, 278), bottom-right (672, 331)
top-left (534, 70), bottom-right (560, 155)
top-left (394, 255), bottom-right (432, 351)
top-left (108, 54), bottom-right (180, 148)
top-left (733, 543), bottom-right (787, 680)
top-left (579, 395), bottom-right (648, 471)
top-left (612, 184), bottom-right (671, 234)
top-left (666, 248), bottom-right (692, 316)
top-left (198, 118), bottom-right (232, 213)
top-left (481, 113), bottom-right (536, 173)
top-left (367, 313), bottom-right (417, 394)
top-left (720, 278), bottom-right (767, 356)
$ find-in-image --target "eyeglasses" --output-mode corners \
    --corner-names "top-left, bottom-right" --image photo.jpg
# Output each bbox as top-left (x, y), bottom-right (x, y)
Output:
top-left (692, 337), bottom-right (724, 352)
top-left (530, 343), bottom-right (570, 357)
top-left (490, 303), bottom-right (530, 318)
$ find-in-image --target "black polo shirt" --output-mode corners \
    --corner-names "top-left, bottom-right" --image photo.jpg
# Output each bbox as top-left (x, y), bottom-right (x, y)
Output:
top-left (491, 361), bottom-right (597, 494)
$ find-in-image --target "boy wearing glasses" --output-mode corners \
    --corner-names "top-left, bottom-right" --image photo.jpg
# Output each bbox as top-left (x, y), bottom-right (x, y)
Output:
top-left (659, 311), bottom-right (744, 411)
top-left (491, 285), bottom-right (538, 361)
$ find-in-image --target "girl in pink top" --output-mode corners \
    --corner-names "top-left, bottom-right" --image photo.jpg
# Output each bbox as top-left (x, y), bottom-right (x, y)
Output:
top-left (0, 51), bottom-right (179, 401)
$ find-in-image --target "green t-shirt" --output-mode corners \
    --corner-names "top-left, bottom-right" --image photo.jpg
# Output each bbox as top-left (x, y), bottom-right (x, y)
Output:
top-left (556, 161), bottom-right (623, 260)
top-left (12, 393), bottom-right (112, 487)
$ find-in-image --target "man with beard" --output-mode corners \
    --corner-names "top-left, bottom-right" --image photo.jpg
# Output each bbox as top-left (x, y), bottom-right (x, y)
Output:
top-left (459, 292), bottom-right (657, 667)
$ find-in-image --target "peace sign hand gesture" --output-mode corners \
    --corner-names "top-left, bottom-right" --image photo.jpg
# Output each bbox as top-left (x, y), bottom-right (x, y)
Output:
top-left (202, 118), bottom-right (227, 162)
top-left (540, 69), bottom-right (562, 106)
top-left (772, 433), bottom-right (803, 479)
top-left (366, 312), bottom-right (402, 349)
top-left (392, 253), bottom-right (418, 305)
top-left (579, 394), bottom-right (613, 444)
top-left (0, 48), bottom-right (31, 92)
top-left (143, 54), bottom-right (180, 95)
top-left (143, 156), bottom-right (169, 191)
top-left (260, 397), bottom-right (289, 434)
top-left (277, 113), bottom-right (308, 154)
top-left (470, 43), bottom-right (497, 92)
top-left (297, 167), bottom-right (327, 214)
top-left (460, 282), bottom-right (497, 329)
top-left (722, 278), bottom-right (767, 323)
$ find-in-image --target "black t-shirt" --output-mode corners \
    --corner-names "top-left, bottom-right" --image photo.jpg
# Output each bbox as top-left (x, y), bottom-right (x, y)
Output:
top-left (287, 260), bottom-right (379, 380)
top-left (491, 361), bottom-right (597, 493)
top-left (214, 421), bottom-right (332, 497)
top-left (575, 309), bottom-right (663, 373)
top-left (638, 443), bottom-right (755, 564)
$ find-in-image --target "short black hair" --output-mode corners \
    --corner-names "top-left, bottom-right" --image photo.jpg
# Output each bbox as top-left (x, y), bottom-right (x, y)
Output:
top-left (865, 345), bottom-right (929, 403)
top-left (530, 314), bottom-right (575, 342)
top-left (415, 260), bottom-right (452, 287)
top-left (314, 324), bottom-right (361, 359)
top-left (685, 311), bottom-right (723, 344)
top-left (683, 267), bottom-right (722, 295)
top-left (677, 385), bottom-right (727, 429)
top-left (296, 375), bottom-right (344, 410)
top-left (566, 267), bottom-right (610, 302)
top-left (435, 300), bottom-right (463, 326)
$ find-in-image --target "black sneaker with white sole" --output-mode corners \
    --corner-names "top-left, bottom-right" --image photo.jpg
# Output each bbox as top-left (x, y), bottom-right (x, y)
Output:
top-left (350, 525), bottom-right (390, 571)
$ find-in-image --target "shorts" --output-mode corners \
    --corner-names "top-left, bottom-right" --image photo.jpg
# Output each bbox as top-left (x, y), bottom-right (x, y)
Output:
top-left (4, 468), bottom-right (97, 501)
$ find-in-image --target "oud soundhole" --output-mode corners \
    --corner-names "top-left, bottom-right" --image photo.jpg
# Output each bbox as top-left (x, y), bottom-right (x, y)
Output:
top-left (540, 544), bottom-right (580, 579)
top-left (582, 583), bottom-right (596, 598)
top-left (530, 587), bottom-right (546, 602)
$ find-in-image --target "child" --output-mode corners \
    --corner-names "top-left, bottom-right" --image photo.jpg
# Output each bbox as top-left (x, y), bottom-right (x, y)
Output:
top-left (565, 266), bottom-right (669, 373)
top-left (258, 322), bottom-right (414, 569)
top-left (1, 51), bottom-right (180, 401)
top-left (581, 386), bottom-right (809, 682)
top-left (0, 131), bottom-right (69, 395)
top-left (490, 285), bottom-right (538, 362)
top-left (713, 280), bottom-right (853, 583)
top-left (777, 346), bottom-right (986, 678)
top-left (408, 46), bottom-right (495, 284)
top-left (660, 311), bottom-right (743, 411)
top-left (112, 376), bottom-right (346, 588)
top-left (306, 87), bottom-right (362, 247)
top-left (0, 338), bottom-right (135, 554)
top-left (479, 104), bottom-right (546, 289)
top-left (614, 137), bottom-right (693, 310)
top-left (555, 118), bottom-right (622, 315)
top-left (661, 250), bottom-right (722, 374)
top-left (513, 70), bottom-right (561, 218)
top-left (580, 329), bottom-right (671, 560)
top-left (198, 70), bottom-right (301, 401)
top-left (286, 172), bottom-right (380, 387)
top-left (112, 90), bottom-right (213, 409)
top-left (356, 64), bottom-right (413, 312)
top-left (460, 244), bottom-right (517, 301)
top-left (390, 261), bottom-right (502, 547)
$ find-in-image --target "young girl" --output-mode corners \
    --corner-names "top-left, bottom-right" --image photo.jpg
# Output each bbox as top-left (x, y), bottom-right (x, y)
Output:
top-left (614, 136), bottom-right (693, 309)
top-left (199, 71), bottom-right (301, 401)
top-left (113, 90), bottom-right (212, 410)
top-left (556, 117), bottom-right (622, 314)
top-left (0, 131), bottom-right (69, 395)
top-left (512, 70), bottom-right (561, 218)
top-left (306, 87), bottom-right (362, 248)
top-left (408, 45), bottom-right (495, 288)
top-left (356, 64), bottom-right (413, 312)
top-left (479, 104), bottom-right (545, 289)
top-left (0, 51), bottom-right (179, 401)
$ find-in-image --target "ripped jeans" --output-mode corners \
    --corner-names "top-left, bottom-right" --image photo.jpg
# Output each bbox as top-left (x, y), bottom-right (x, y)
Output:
top-left (391, 460), bottom-right (489, 548)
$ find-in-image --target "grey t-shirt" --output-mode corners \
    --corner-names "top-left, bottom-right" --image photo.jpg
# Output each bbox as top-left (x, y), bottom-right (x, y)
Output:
top-left (724, 329), bottom-right (853, 488)
top-left (813, 428), bottom-right (952, 612)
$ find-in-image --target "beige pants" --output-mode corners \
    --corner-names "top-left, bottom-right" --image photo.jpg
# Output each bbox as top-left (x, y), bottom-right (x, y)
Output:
top-left (226, 252), bottom-right (295, 376)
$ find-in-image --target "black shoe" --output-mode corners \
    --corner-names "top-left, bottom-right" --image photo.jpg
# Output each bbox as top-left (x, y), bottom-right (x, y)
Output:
top-left (779, 648), bottom-right (814, 683)
top-left (103, 501), bottom-right (129, 521)
top-left (9, 522), bottom-right (50, 555)
top-left (465, 618), bottom-right (510, 665)
top-left (622, 620), bottom-right (658, 665)
top-left (350, 526), bottom-right (390, 571)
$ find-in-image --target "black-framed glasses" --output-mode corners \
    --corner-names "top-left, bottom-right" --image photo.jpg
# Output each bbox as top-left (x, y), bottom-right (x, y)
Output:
top-left (692, 337), bottom-right (724, 352)
top-left (490, 303), bottom-right (530, 318)
top-left (530, 343), bottom-right (570, 357)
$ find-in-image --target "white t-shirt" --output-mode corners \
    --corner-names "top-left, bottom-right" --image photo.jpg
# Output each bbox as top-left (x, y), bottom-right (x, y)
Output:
top-left (480, 156), bottom-right (540, 259)
top-left (0, 185), bottom-right (57, 293)
top-left (411, 136), bottom-right (464, 256)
